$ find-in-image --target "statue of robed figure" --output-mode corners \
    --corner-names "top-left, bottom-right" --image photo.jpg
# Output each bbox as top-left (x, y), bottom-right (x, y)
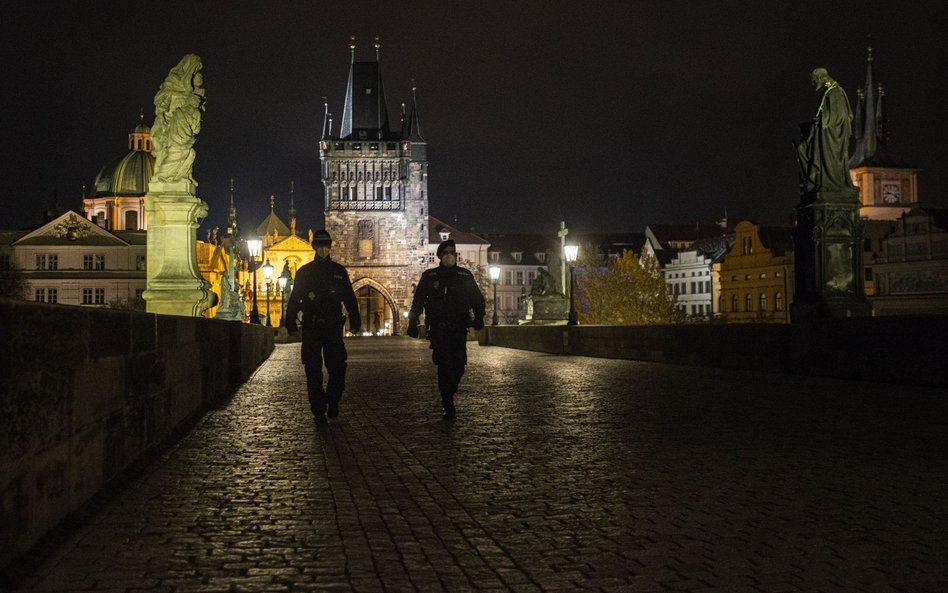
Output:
top-left (794, 68), bottom-right (854, 194)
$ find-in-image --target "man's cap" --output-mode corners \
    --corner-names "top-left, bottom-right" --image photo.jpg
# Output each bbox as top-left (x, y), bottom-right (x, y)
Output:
top-left (436, 239), bottom-right (456, 257)
top-left (313, 229), bottom-right (332, 246)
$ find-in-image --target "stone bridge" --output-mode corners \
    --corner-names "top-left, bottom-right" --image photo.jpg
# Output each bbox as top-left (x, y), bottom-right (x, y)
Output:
top-left (3, 337), bottom-right (947, 592)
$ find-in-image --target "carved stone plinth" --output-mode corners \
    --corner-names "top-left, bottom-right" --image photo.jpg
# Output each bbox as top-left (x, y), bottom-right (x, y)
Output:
top-left (521, 295), bottom-right (569, 325)
top-left (791, 188), bottom-right (872, 321)
top-left (143, 184), bottom-right (217, 316)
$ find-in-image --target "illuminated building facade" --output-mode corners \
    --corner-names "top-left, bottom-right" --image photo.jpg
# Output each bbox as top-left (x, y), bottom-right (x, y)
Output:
top-left (319, 40), bottom-right (428, 335)
top-left (718, 221), bottom-right (795, 323)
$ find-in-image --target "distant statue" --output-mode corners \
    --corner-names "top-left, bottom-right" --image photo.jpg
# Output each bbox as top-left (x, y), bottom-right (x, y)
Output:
top-left (214, 261), bottom-right (246, 321)
top-left (530, 267), bottom-right (560, 297)
top-left (794, 68), bottom-right (854, 194)
top-left (151, 54), bottom-right (205, 185)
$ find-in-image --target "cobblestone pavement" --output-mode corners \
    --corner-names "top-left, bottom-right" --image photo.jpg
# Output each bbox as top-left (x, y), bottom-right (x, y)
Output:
top-left (10, 339), bottom-right (948, 593)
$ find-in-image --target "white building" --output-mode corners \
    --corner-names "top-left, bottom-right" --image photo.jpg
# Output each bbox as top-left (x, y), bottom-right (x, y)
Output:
top-left (0, 211), bottom-right (146, 307)
top-left (663, 235), bottom-right (734, 319)
top-left (478, 233), bottom-right (559, 324)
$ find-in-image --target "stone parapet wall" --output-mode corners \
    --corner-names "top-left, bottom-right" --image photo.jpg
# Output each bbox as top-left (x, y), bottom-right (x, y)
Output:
top-left (482, 317), bottom-right (948, 388)
top-left (0, 299), bottom-right (274, 570)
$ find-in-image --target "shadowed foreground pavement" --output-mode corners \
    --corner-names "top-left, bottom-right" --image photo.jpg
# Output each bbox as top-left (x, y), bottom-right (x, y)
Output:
top-left (9, 339), bottom-right (948, 593)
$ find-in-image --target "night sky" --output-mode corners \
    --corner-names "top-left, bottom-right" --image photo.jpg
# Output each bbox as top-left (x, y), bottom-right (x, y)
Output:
top-left (2, 1), bottom-right (946, 236)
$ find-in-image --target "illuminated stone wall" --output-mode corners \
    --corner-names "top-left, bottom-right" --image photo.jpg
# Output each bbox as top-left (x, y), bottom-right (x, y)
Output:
top-left (0, 301), bottom-right (274, 569)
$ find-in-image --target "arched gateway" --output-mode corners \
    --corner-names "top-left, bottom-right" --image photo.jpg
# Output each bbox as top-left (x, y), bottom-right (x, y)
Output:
top-left (350, 277), bottom-right (398, 335)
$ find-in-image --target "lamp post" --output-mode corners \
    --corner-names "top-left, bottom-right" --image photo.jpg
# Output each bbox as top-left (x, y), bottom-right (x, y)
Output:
top-left (246, 238), bottom-right (263, 324)
top-left (278, 262), bottom-right (291, 327)
top-left (489, 265), bottom-right (501, 326)
top-left (564, 245), bottom-right (579, 326)
top-left (262, 259), bottom-right (274, 327)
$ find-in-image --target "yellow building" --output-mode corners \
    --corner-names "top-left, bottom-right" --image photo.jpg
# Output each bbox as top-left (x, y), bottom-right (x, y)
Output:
top-left (718, 221), bottom-right (795, 323)
top-left (237, 193), bottom-right (315, 326)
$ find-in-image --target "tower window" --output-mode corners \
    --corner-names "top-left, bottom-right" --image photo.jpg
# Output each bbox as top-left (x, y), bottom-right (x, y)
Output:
top-left (358, 220), bottom-right (374, 258)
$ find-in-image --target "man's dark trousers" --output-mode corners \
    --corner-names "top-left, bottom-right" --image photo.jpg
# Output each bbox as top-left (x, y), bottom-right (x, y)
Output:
top-left (430, 326), bottom-right (467, 408)
top-left (302, 330), bottom-right (347, 417)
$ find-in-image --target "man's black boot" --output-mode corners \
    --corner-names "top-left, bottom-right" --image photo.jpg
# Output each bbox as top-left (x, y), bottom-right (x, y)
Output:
top-left (441, 397), bottom-right (456, 420)
top-left (327, 397), bottom-right (340, 419)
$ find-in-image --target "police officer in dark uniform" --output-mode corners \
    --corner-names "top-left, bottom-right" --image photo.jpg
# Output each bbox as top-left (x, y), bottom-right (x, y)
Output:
top-left (407, 239), bottom-right (486, 419)
top-left (284, 230), bottom-right (361, 424)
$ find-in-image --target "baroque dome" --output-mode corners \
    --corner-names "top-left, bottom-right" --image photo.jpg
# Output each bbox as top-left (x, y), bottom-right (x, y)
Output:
top-left (92, 118), bottom-right (155, 198)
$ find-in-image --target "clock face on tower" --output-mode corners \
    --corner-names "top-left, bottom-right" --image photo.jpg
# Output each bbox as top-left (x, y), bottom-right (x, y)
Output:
top-left (882, 183), bottom-right (901, 204)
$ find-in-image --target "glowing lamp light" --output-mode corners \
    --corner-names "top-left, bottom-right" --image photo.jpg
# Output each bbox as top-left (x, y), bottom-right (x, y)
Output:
top-left (277, 275), bottom-right (288, 291)
top-left (246, 238), bottom-right (263, 259)
top-left (564, 245), bottom-right (579, 263)
top-left (489, 265), bottom-right (501, 282)
top-left (262, 259), bottom-right (274, 280)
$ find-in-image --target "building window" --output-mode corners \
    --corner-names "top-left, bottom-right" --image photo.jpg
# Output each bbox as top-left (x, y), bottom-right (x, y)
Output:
top-left (83, 254), bottom-right (105, 271)
top-left (490, 251), bottom-right (499, 263)
top-left (36, 254), bottom-right (58, 270)
top-left (34, 288), bottom-right (57, 303)
top-left (82, 288), bottom-right (93, 305)
top-left (731, 294), bottom-right (738, 312)
top-left (439, 231), bottom-right (450, 242)
top-left (760, 292), bottom-right (767, 311)
top-left (528, 271), bottom-right (535, 285)
top-left (718, 296), bottom-right (724, 313)
top-left (504, 271), bottom-right (512, 285)
top-left (745, 293), bottom-right (752, 312)
top-left (536, 253), bottom-right (546, 263)
top-left (864, 267), bottom-right (873, 282)
top-left (512, 252), bottom-right (522, 263)
top-left (705, 280), bottom-right (711, 293)
top-left (136, 255), bottom-right (146, 271)
top-left (0, 254), bottom-right (10, 270)
top-left (516, 271), bottom-right (524, 285)
top-left (357, 220), bottom-right (374, 258)
top-left (690, 281), bottom-right (696, 294)
top-left (775, 292), bottom-right (784, 311)
top-left (94, 288), bottom-right (105, 304)
top-left (35, 288), bottom-right (46, 302)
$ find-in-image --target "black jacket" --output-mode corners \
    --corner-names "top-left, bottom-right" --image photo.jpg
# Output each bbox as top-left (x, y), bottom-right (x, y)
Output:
top-left (284, 257), bottom-right (361, 335)
top-left (409, 265), bottom-right (486, 329)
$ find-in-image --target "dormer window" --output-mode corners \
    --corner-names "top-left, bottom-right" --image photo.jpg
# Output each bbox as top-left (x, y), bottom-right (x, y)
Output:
top-left (439, 231), bottom-right (450, 242)
top-left (512, 252), bottom-right (522, 263)
top-left (535, 252), bottom-right (546, 263)
top-left (490, 251), bottom-right (499, 263)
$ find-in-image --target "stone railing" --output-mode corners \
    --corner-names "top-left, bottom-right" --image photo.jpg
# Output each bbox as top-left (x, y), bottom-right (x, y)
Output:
top-left (0, 299), bottom-right (274, 570)
top-left (481, 317), bottom-right (948, 388)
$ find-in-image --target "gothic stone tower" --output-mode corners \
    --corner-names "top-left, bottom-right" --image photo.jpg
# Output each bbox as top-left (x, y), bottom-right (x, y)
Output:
top-left (320, 39), bottom-right (428, 335)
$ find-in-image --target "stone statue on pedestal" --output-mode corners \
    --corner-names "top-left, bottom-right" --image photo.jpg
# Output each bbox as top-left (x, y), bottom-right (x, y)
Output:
top-left (151, 54), bottom-right (205, 186)
top-left (142, 54), bottom-right (217, 317)
top-left (214, 261), bottom-right (245, 321)
top-left (791, 67), bottom-right (871, 321)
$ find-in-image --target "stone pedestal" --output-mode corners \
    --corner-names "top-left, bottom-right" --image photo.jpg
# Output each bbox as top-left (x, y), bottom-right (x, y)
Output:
top-left (791, 188), bottom-right (872, 321)
top-left (143, 181), bottom-right (217, 316)
top-left (521, 295), bottom-right (569, 325)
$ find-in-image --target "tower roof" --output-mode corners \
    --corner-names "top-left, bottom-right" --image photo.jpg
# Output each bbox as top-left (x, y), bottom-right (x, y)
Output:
top-left (256, 195), bottom-right (291, 238)
top-left (340, 60), bottom-right (391, 139)
top-left (849, 42), bottom-right (909, 169)
top-left (406, 85), bottom-right (425, 142)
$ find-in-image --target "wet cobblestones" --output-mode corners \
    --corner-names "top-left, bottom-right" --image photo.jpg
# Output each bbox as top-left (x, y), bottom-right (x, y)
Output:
top-left (9, 339), bottom-right (948, 592)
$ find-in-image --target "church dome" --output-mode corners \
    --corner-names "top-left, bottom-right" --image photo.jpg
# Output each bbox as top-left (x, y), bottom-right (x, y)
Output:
top-left (92, 150), bottom-right (154, 197)
top-left (92, 116), bottom-right (154, 198)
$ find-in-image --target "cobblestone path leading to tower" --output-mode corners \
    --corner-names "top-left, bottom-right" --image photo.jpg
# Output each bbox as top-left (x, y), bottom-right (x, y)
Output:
top-left (11, 340), bottom-right (948, 592)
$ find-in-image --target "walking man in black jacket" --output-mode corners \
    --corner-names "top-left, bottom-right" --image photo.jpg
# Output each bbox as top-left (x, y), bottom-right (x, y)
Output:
top-left (407, 239), bottom-right (486, 419)
top-left (284, 230), bottom-right (361, 424)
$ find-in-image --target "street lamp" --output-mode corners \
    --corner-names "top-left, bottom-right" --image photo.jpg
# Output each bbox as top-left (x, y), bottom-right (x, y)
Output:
top-left (489, 265), bottom-right (501, 326)
top-left (564, 245), bottom-right (579, 326)
top-left (246, 238), bottom-right (263, 324)
top-left (278, 262), bottom-right (291, 328)
top-left (262, 259), bottom-right (274, 327)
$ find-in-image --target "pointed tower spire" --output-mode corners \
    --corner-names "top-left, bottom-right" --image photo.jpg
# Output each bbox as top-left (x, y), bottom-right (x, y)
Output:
top-left (350, 35), bottom-right (356, 63)
top-left (269, 193), bottom-right (276, 212)
top-left (375, 36), bottom-right (380, 61)
top-left (876, 82), bottom-right (887, 147)
top-left (400, 100), bottom-right (407, 136)
top-left (340, 34), bottom-right (390, 139)
top-left (406, 80), bottom-right (425, 142)
top-left (288, 181), bottom-right (297, 236)
top-left (321, 96), bottom-right (331, 139)
top-left (849, 38), bottom-right (876, 168)
top-left (228, 177), bottom-right (237, 230)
